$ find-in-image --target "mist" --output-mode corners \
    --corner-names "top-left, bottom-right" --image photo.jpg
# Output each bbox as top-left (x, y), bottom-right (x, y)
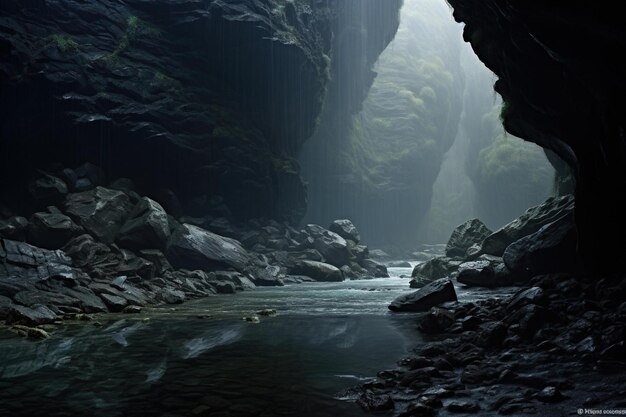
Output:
top-left (301, 0), bottom-right (555, 250)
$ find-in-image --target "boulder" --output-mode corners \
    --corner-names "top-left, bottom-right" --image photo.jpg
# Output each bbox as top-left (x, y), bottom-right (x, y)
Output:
top-left (456, 262), bottom-right (496, 288)
top-left (479, 195), bottom-right (574, 257)
top-left (0, 294), bottom-right (13, 319)
top-left (1, 238), bottom-right (75, 281)
top-left (73, 162), bottom-right (105, 191)
top-left (388, 278), bottom-right (457, 312)
top-left (117, 197), bottom-right (170, 250)
top-left (99, 293), bottom-right (128, 312)
top-left (359, 258), bottom-right (389, 277)
top-left (6, 304), bottom-right (58, 325)
top-left (369, 249), bottom-right (391, 260)
top-left (139, 249), bottom-right (173, 276)
top-left (27, 212), bottom-right (82, 249)
top-left (445, 218), bottom-right (492, 258)
top-left (411, 257), bottom-right (461, 287)
top-left (158, 288), bottom-right (185, 304)
top-left (503, 213), bottom-right (577, 277)
top-left (306, 225), bottom-right (350, 267)
top-left (252, 265), bottom-right (284, 286)
top-left (0, 216), bottom-right (29, 241)
top-left (166, 223), bottom-right (250, 272)
top-left (290, 260), bottom-right (344, 282)
top-left (329, 219), bottom-right (360, 243)
top-left (64, 186), bottom-right (132, 243)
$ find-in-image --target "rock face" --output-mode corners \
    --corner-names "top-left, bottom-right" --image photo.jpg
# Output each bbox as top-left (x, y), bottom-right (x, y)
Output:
top-left (503, 213), bottom-right (577, 277)
top-left (64, 187), bottom-right (132, 244)
top-left (117, 197), bottom-right (170, 250)
top-left (290, 260), bottom-right (344, 282)
top-left (389, 278), bottom-right (457, 312)
top-left (0, 0), bottom-right (402, 225)
top-left (445, 219), bottom-right (492, 258)
top-left (166, 224), bottom-right (250, 272)
top-left (411, 257), bottom-right (461, 287)
top-left (447, 2), bottom-right (626, 267)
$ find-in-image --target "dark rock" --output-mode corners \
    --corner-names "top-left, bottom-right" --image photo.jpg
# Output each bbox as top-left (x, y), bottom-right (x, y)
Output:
top-left (389, 278), bottom-right (457, 312)
top-left (166, 224), bottom-right (251, 272)
top-left (476, 321), bottom-right (507, 346)
top-left (158, 288), bottom-right (185, 304)
top-left (507, 287), bottom-right (544, 311)
top-left (252, 265), bottom-right (284, 286)
top-left (290, 260), bottom-right (344, 282)
top-left (7, 304), bottom-right (58, 325)
top-left (99, 293), bottom-right (128, 312)
top-left (447, 401), bottom-right (480, 413)
top-left (122, 305), bottom-right (142, 314)
top-left (56, 286), bottom-right (107, 313)
top-left (329, 219), bottom-right (360, 243)
top-left (419, 307), bottom-right (455, 334)
top-left (536, 386), bottom-right (563, 403)
top-left (503, 213), bottom-right (577, 277)
top-left (0, 294), bottom-right (13, 319)
top-left (357, 391), bottom-right (394, 412)
top-left (64, 186), bottom-right (132, 243)
top-left (151, 188), bottom-right (183, 220)
top-left (457, 261), bottom-right (496, 288)
top-left (117, 197), bottom-right (170, 250)
top-left (309, 226), bottom-right (350, 267)
top-left (13, 290), bottom-right (79, 309)
top-left (29, 174), bottom-right (68, 203)
top-left (411, 257), bottom-right (460, 286)
top-left (75, 163), bottom-right (105, 189)
top-left (27, 212), bottom-right (82, 249)
top-left (445, 218), bottom-right (492, 258)
top-left (359, 258), bottom-right (389, 277)
top-left (507, 304), bottom-right (550, 339)
top-left (479, 195), bottom-right (574, 257)
top-left (1, 238), bottom-right (75, 281)
top-left (138, 249), bottom-right (173, 276)
top-left (461, 363), bottom-right (500, 385)
top-left (111, 276), bottom-right (127, 291)
top-left (461, 315), bottom-right (482, 331)
top-left (215, 281), bottom-right (237, 294)
top-left (399, 403), bottom-right (436, 417)
top-left (0, 216), bottom-right (29, 241)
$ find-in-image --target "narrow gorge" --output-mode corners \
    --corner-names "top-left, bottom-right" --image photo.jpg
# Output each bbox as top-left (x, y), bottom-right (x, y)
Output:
top-left (0, 1), bottom-right (623, 417)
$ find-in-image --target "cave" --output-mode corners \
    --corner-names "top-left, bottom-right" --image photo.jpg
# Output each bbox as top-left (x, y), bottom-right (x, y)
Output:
top-left (0, 1), bottom-right (624, 416)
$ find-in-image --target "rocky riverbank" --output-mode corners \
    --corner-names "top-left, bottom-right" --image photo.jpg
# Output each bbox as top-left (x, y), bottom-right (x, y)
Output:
top-left (0, 163), bottom-right (388, 338)
top-left (350, 195), bottom-right (626, 416)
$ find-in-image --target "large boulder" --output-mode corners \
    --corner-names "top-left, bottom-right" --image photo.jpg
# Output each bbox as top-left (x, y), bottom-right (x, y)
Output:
top-left (329, 219), bottom-right (360, 243)
top-left (1, 238), bottom-right (75, 282)
top-left (503, 213), bottom-right (577, 277)
top-left (64, 186), bottom-right (132, 243)
top-left (166, 224), bottom-right (250, 272)
top-left (445, 218), bottom-right (492, 258)
top-left (479, 195), bottom-right (574, 257)
top-left (117, 197), bottom-right (170, 250)
top-left (389, 278), bottom-right (457, 312)
top-left (410, 257), bottom-right (461, 287)
top-left (27, 212), bottom-right (82, 249)
top-left (290, 260), bottom-right (344, 282)
top-left (306, 224), bottom-right (350, 267)
top-left (456, 255), bottom-right (514, 288)
top-left (6, 304), bottom-right (58, 325)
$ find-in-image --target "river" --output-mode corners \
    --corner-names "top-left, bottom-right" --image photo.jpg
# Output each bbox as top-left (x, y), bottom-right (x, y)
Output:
top-left (0, 264), bottom-right (514, 417)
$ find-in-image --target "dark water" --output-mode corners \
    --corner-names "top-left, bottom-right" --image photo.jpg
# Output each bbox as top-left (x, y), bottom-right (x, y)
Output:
top-left (0, 265), bottom-right (514, 417)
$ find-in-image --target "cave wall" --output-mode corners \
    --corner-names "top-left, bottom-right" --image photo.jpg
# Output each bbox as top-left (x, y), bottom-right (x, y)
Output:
top-left (0, 0), bottom-right (402, 225)
top-left (447, 1), bottom-right (626, 267)
top-left (300, 0), bottom-right (463, 248)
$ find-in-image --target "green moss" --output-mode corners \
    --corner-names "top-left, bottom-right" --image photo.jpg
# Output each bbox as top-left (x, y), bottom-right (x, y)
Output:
top-left (49, 34), bottom-right (78, 52)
